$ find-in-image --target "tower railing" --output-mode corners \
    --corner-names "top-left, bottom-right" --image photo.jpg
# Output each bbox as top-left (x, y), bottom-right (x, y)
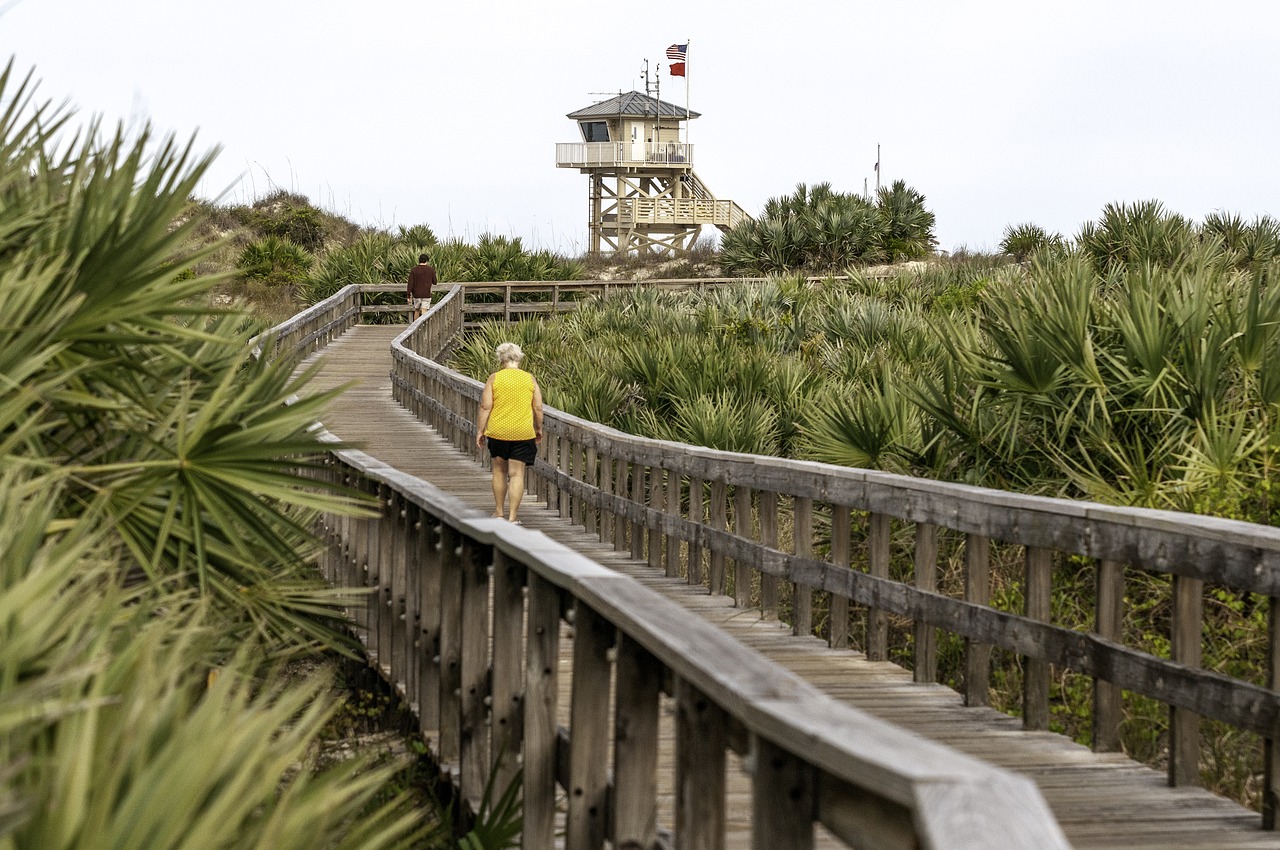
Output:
top-left (616, 196), bottom-right (751, 229)
top-left (556, 140), bottom-right (694, 168)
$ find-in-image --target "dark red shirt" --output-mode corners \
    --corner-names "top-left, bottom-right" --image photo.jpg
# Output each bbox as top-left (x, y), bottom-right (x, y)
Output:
top-left (408, 263), bottom-right (437, 298)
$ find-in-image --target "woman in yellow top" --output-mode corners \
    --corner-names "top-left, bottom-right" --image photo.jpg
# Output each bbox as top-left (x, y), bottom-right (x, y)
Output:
top-left (475, 342), bottom-right (544, 523)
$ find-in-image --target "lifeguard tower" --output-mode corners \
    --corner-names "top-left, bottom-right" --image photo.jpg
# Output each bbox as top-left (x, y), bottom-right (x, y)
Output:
top-left (556, 91), bottom-right (751, 257)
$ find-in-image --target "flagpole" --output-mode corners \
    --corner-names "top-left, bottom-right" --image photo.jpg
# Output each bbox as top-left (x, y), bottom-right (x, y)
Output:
top-left (684, 39), bottom-right (691, 149)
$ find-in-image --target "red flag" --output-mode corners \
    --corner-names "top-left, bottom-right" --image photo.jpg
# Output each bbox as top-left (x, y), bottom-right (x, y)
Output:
top-left (667, 43), bottom-right (687, 76)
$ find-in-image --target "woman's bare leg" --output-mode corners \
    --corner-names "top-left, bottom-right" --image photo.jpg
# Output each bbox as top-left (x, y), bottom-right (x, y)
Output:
top-left (490, 456), bottom-right (509, 517)
top-left (506, 459), bottom-right (527, 522)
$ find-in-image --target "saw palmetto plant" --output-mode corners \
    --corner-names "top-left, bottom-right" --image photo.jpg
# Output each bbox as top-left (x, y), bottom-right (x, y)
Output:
top-left (0, 61), bottom-right (439, 849)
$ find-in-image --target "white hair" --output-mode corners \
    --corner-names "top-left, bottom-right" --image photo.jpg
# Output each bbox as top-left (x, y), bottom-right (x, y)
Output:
top-left (495, 342), bottom-right (524, 367)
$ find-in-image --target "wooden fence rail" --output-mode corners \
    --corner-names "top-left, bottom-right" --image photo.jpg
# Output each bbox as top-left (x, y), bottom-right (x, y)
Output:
top-left (266, 284), bottom-right (1074, 848)
top-left (267, 281), bottom-right (1280, 844)
top-left (258, 275), bottom-right (901, 340)
top-left (307, 432), bottom-right (1070, 850)
top-left (386, 283), bottom-right (1280, 830)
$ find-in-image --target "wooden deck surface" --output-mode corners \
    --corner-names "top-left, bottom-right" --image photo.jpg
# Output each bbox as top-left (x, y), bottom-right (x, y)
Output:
top-left (302, 325), bottom-right (1278, 850)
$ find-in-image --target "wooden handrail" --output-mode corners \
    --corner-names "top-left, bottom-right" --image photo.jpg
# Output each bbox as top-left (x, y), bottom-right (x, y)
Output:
top-left (383, 283), bottom-right (1280, 828)
top-left (308, 436), bottom-right (1071, 850)
top-left (267, 284), bottom-right (1075, 847)
top-left (270, 281), bottom-right (1280, 840)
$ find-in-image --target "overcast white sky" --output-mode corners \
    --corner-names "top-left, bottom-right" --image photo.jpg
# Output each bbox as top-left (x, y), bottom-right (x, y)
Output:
top-left (5, 0), bottom-right (1279, 254)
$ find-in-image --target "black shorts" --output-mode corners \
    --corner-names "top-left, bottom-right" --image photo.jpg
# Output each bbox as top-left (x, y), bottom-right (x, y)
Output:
top-left (486, 436), bottom-right (537, 465)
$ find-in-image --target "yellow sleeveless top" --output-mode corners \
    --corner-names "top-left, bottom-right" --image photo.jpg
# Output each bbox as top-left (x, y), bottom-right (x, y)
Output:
top-left (485, 368), bottom-right (536, 440)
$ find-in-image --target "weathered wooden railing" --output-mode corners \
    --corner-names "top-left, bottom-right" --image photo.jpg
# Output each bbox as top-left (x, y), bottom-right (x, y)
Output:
top-left (253, 280), bottom-right (754, 345)
top-left (312, 442), bottom-right (1069, 849)
top-left (252, 282), bottom-right (365, 361)
top-left (387, 284), bottom-right (1280, 830)
top-left (258, 275), bottom-right (914, 342)
top-left (454, 277), bottom-right (762, 328)
top-left (269, 284), bottom-right (1074, 848)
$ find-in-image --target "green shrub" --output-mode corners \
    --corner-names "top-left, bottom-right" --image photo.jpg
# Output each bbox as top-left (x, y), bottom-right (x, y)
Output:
top-left (1076, 199), bottom-right (1199, 274)
top-left (396, 223), bottom-right (438, 250)
top-left (251, 190), bottom-right (327, 251)
top-left (720, 180), bottom-right (937, 275)
top-left (999, 222), bottom-right (1066, 261)
top-left (237, 235), bottom-right (314, 286)
top-left (0, 60), bottom-right (427, 849)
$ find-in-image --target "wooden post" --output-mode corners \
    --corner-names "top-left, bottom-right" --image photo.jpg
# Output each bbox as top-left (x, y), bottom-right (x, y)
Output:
top-left (600, 454), bottom-right (616, 549)
top-left (614, 634), bottom-right (661, 849)
top-left (614, 457), bottom-right (629, 552)
top-left (793, 496), bottom-right (814, 637)
top-left (534, 420), bottom-right (549, 509)
top-left (585, 444), bottom-right (599, 539)
top-left (913, 523), bottom-right (938, 684)
top-left (417, 519), bottom-right (443, 734)
top-left (1265, 595), bottom-right (1280, 829)
top-left (867, 513), bottom-right (890, 662)
top-left (759, 491), bottom-right (779, 620)
top-left (689, 475), bottom-right (705, 586)
top-left (558, 434), bottom-right (573, 520)
top-left (1023, 546), bottom-right (1052, 731)
top-left (567, 438), bottom-right (581, 529)
top-left (437, 524), bottom-right (464, 763)
top-left (1093, 559), bottom-right (1124, 751)
top-left (373, 487), bottom-right (393, 675)
top-left (567, 602), bottom-right (612, 850)
top-left (1169, 574), bottom-right (1204, 787)
top-left (733, 485), bottom-right (753, 608)
top-left (630, 462), bottom-right (646, 560)
top-left (752, 735), bottom-right (815, 850)
top-left (648, 466), bottom-right (665, 571)
top-left (829, 505), bottom-right (850, 650)
top-left (339, 506), bottom-right (360, 640)
top-left (387, 492), bottom-right (408, 694)
top-left (546, 432), bottom-right (561, 517)
top-left (573, 439), bottom-right (587, 530)
top-left (491, 550), bottom-right (526, 795)
top-left (524, 574), bottom-right (561, 850)
top-left (709, 479), bottom-right (728, 596)
top-left (964, 533), bottom-right (991, 707)
top-left (364, 481), bottom-right (385, 666)
top-left (401, 502), bottom-right (421, 707)
top-left (666, 469), bottom-right (682, 578)
top-left (676, 677), bottom-right (726, 850)
top-left (459, 535), bottom-right (492, 805)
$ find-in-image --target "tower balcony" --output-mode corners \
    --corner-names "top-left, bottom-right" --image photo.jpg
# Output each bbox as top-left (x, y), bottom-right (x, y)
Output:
top-left (614, 197), bottom-right (751, 230)
top-left (556, 141), bottom-right (694, 169)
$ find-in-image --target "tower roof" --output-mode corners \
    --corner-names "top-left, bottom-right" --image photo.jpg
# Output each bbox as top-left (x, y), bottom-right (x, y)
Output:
top-left (567, 91), bottom-right (700, 120)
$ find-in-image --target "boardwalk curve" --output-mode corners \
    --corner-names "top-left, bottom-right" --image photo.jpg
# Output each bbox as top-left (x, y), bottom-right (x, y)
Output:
top-left (271, 284), bottom-right (1280, 850)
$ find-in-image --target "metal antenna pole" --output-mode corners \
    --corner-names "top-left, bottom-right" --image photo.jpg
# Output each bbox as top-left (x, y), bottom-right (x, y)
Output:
top-left (655, 69), bottom-right (660, 156)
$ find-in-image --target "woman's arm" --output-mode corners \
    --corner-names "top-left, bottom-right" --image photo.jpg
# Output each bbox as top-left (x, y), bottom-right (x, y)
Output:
top-left (531, 377), bottom-right (544, 442)
top-left (475, 374), bottom-right (495, 447)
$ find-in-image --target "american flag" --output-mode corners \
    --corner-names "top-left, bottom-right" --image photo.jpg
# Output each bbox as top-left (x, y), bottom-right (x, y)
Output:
top-left (667, 43), bottom-right (687, 61)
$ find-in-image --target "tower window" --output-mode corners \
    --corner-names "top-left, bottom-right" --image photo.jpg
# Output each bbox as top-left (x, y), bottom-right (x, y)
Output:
top-left (580, 121), bottom-right (609, 142)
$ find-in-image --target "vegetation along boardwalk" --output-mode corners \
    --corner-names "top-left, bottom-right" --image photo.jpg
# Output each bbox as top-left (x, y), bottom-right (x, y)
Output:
top-left (276, 283), bottom-right (1280, 849)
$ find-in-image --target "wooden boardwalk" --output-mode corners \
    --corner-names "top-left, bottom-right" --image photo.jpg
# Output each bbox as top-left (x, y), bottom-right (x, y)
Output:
top-left (304, 325), bottom-right (1278, 850)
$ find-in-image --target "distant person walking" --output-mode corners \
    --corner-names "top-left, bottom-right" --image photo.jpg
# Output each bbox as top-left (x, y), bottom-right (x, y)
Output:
top-left (475, 342), bottom-right (543, 524)
top-left (406, 253), bottom-right (437, 321)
